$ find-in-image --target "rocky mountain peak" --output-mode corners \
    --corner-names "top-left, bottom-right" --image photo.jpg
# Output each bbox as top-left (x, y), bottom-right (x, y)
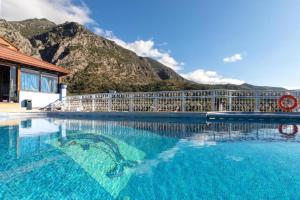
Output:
top-left (10, 18), bottom-right (56, 39)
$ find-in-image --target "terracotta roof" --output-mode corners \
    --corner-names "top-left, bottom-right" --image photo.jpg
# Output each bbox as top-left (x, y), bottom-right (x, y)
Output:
top-left (0, 45), bottom-right (69, 75)
top-left (0, 37), bottom-right (19, 51)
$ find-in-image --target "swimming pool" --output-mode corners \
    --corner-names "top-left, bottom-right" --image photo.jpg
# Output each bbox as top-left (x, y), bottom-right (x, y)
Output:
top-left (0, 117), bottom-right (300, 199)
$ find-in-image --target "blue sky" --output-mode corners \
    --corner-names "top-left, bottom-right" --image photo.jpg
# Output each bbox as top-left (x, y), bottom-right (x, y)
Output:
top-left (2, 0), bottom-right (300, 88)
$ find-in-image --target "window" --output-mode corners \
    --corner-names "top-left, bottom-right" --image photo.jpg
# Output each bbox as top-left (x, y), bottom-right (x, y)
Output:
top-left (21, 68), bottom-right (59, 93)
top-left (41, 76), bottom-right (58, 93)
top-left (21, 72), bottom-right (40, 91)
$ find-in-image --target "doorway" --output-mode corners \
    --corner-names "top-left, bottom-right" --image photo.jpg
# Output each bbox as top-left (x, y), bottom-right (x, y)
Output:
top-left (0, 66), bottom-right (17, 102)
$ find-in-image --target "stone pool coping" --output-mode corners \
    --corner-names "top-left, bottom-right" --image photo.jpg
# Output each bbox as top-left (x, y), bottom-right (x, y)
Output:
top-left (1, 111), bottom-right (300, 121)
top-left (207, 112), bottom-right (300, 120)
top-left (0, 112), bottom-right (207, 123)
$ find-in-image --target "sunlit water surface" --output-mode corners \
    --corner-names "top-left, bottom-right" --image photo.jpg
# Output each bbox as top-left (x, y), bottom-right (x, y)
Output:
top-left (0, 118), bottom-right (300, 199)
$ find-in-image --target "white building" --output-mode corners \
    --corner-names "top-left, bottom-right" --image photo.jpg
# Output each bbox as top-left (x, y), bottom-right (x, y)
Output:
top-left (0, 37), bottom-right (69, 109)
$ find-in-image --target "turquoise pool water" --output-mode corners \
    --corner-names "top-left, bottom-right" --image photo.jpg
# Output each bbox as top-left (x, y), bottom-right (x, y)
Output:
top-left (0, 118), bottom-right (300, 199)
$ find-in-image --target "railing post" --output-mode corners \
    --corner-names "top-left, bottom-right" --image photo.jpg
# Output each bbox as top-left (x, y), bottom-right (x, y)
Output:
top-left (255, 90), bottom-right (260, 112)
top-left (181, 91), bottom-right (186, 112)
top-left (60, 97), bottom-right (65, 111)
top-left (108, 94), bottom-right (112, 112)
top-left (92, 95), bottom-right (95, 112)
top-left (68, 99), bottom-right (71, 111)
top-left (211, 91), bottom-right (216, 111)
top-left (129, 94), bottom-right (133, 112)
top-left (79, 96), bottom-right (82, 111)
top-left (228, 91), bottom-right (232, 112)
top-left (153, 93), bottom-right (158, 112)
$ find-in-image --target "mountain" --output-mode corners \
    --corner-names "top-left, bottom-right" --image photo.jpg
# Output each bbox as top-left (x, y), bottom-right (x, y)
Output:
top-left (10, 18), bottom-right (56, 38)
top-left (0, 18), bottom-right (285, 94)
top-left (238, 83), bottom-right (285, 90)
top-left (0, 19), bottom-right (40, 57)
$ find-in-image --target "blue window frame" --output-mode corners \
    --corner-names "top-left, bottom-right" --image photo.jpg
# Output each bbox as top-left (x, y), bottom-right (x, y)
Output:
top-left (21, 68), bottom-right (59, 93)
top-left (21, 72), bottom-right (40, 92)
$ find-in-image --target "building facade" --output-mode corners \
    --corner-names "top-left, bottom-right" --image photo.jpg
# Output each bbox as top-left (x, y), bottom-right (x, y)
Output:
top-left (0, 37), bottom-right (69, 109)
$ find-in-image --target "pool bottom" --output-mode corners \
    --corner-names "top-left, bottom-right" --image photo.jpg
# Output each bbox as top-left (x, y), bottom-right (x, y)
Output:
top-left (0, 117), bottom-right (299, 199)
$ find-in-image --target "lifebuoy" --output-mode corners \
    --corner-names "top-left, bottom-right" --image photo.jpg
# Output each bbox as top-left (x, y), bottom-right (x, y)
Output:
top-left (278, 95), bottom-right (298, 111)
top-left (278, 124), bottom-right (298, 138)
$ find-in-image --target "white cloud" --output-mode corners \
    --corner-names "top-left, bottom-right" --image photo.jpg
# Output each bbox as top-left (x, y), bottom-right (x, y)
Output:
top-left (94, 27), bottom-right (244, 84)
top-left (223, 53), bottom-right (243, 63)
top-left (94, 27), bottom-right (183, 71)
top-left (284, 86), bottom-right (300, 90)
top-left (1, 0), bottom-right (93, 24)
top-left (180, 69), bottom-right (244, 85)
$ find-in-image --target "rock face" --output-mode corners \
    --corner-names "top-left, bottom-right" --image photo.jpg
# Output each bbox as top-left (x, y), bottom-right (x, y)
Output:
top-left (0, 19), bottom-right (40, 57)
top-left (16, 19), bottom-right (192, 93)
top-left (0, 18), bottom-right (284, 93)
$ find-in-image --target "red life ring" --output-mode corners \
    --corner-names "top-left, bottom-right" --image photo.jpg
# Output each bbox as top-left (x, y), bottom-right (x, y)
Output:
top-left (278, 95), bottom-right (298, 111)
top-left (278, 124), bottom-right (298, 137)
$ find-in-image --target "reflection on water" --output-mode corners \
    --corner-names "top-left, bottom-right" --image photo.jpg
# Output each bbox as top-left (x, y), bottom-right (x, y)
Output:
top-left (0, 117), bottom-right (299, 199)
top-left (60, 118), bottom-right (300, 143)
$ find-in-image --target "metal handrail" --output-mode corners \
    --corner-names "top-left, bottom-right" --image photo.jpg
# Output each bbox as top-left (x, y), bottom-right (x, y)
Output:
top-left (61, 89), bottom-right (300, 112)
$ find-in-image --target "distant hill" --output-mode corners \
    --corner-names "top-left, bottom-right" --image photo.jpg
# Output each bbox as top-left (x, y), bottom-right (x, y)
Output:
top-left (0, 18), bottom-right (286, 94)
top-left (238, 83), bottom-right (285, 90)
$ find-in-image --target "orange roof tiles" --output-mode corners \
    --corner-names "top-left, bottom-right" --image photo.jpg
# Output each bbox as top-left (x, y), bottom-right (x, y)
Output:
top-left (0, 37), bottom-right (19, 51)
top-left (0, 45), bottom-right (69, 75)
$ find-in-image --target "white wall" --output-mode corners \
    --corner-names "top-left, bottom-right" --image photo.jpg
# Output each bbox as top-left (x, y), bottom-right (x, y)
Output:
top-left (19, 91), bottom-right (59, 108)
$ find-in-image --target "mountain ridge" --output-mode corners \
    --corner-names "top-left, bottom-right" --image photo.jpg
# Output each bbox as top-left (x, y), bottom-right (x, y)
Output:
top-left (0, 18), bottom-right (286, 93)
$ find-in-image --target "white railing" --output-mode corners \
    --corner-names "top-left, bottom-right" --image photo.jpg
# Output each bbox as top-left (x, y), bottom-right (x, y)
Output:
top-left (61, 89), bottom-right (300, 112)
